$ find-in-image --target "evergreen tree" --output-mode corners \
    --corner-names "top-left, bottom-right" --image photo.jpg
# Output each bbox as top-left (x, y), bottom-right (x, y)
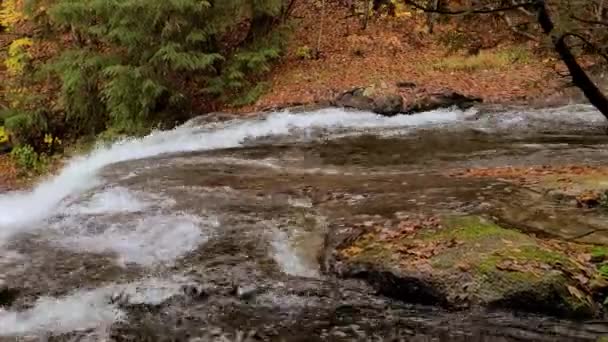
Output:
top-left (42, 0), bottom-right (289, 135)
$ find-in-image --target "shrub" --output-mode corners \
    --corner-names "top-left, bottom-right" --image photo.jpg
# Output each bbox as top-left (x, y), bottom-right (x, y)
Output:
top-left (5, 38), bottom-right (34, 75)
top-left (4, 110), bottom-right (48, 148)
top-left (10, 144), bottom-right (48, 173)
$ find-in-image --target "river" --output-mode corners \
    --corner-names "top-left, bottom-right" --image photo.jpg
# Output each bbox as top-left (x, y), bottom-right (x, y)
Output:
top-left (0, 106), bottom-right (607, 341)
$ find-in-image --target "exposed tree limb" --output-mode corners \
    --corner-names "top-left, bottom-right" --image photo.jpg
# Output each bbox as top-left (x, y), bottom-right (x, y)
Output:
top-left (282, 0), bottom-right (298, 22)
top-left (402, 0), bottom-right (535, 15)
top-left (535, 0), bottom-right (608, 119)
top-left (363, 0), bottom-right (371, 29)
top-left (426, 0), bottom-right (440, 34)
top-left (405, 0), bottom-right (608, 120)
top-left (560, 32), bottom-right (608, 65)
top-left (570, 15), bottom-right (608, 27)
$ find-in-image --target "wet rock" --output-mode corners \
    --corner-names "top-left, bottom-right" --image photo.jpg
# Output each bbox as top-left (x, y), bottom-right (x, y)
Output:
top-left (0, 287), bottom-right (19, 307)
top-left (333, 88), bottom-right (375, 112)
top-left (576, 192), bottom-right (601, 208)
top-left (183, 112), bottom-right (244, 127)
top-left (372, 94), bottom-right (404, 116)
top-left (404, 90), bottom-right (482, 114)
top-left (231, 284), bottom-right (262, 301)
top-left (327, 215), bottom-right (599, 318)
top-left (334, 87), bottom-right (481, 116)
top-left (267, 101), bottom-right (333, 113)
top-left (181, 284), bottom-right (208, 300)
top-left (396, 81), bottom-right (416, 88)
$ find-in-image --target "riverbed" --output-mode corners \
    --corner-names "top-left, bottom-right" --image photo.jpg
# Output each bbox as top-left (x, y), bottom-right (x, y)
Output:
top-left (1, 106), bottom-right (608, 341)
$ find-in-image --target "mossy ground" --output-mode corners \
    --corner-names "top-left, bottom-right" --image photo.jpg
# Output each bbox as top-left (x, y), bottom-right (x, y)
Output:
top-left (338, 215), bottom-right (597, 316)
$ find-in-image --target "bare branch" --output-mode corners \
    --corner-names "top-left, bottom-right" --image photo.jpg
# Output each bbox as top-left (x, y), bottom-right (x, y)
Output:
top-left (402, 0), bottom-right (536, 15)
top-left (282, 0), bottom-right (298, 22)
top-left (570, 15), bottom-right (608, 27)
top-left (500, 11), bottom-right (539, 41)
top-left (561, 32), bottom-right (608, 65)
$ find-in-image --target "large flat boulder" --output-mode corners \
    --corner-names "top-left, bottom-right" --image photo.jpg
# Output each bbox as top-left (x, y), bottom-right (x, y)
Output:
top-left (328, 215), bottom-right (602, 318)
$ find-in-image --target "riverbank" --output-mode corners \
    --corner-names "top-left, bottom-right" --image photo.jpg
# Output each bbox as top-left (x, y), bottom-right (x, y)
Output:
top-left (230, 1), bottom-right (583, 113)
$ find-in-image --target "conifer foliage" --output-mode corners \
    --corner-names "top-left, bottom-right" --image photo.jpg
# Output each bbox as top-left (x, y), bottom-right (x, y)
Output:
top-left (42, 0), bottom-right (289, 135)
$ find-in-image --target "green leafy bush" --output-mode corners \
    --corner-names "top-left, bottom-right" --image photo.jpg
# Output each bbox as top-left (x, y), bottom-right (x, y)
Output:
top-left (10, 144), bottom-right (48, 173)
top-left (598, 263), bottom-right (608, 279)
top-left (4, 110), bottom-right (48, 148)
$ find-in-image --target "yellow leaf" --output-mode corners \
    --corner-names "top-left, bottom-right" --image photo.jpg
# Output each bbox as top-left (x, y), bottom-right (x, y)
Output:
top-left (341, 246), bottom-right (364, 257)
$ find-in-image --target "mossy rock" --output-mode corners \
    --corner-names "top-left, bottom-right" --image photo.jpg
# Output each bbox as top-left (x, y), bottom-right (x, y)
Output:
top-left (332, 215), bottom-right (598, 318)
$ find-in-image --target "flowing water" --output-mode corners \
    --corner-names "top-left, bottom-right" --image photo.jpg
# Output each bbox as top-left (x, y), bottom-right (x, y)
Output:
top-left (1, 106), bottom-right (608, 341)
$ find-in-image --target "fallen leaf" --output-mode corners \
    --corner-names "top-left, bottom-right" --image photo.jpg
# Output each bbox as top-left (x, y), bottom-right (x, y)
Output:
top-left (574, 274), bottom-right (589, 285)
top-left (567, 285), bottom-right (585, 301)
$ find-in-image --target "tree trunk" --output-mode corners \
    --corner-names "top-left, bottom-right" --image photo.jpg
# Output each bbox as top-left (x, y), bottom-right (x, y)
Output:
top-left (426, 0), bottom-right (440, 33)
top-left (535, 0), bottom-right (608, 119)
top-left (282, 0), bottom-right (298, 22)
top-left (362, 0), bottom-right (372, 29)
top-left (244, 14), bottom-right (278, 44)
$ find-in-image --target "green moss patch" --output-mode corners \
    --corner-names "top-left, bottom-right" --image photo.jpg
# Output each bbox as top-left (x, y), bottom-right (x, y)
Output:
top-left (425, 216), bottom-right (524, 242)
top-left (336, 215), bottom-right (597, 317)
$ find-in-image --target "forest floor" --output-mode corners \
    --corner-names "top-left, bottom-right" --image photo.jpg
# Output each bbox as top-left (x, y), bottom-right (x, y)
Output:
top-left (234, 1), bottom-right (575, 113)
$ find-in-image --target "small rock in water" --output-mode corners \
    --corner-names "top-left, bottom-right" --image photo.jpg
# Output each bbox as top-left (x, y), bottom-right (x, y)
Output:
top-left (181, 284), bottom-right (208, 300)
top-left (109, 291), bottom-right (130, 306)
top-left (332, 330), bottom-right (348, 338)
top-left (232, 284), bottom-right (261, 301)
top-left (0, 287), bottom-right (19, 307)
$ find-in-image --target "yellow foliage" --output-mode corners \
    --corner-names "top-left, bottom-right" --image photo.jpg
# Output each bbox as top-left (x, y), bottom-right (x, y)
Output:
top-left (5, 38), bottom-right (34, 75)
top-left (43, 133), bottom-right (61, 146)
top-left (0, 0), bottom-right (26, 30)
top-left (6, 86), bottom-right (30, 108)
top-left (0, 127), bottom-right (8, 144)
top-left (393, 1), bottom-right (412, 18)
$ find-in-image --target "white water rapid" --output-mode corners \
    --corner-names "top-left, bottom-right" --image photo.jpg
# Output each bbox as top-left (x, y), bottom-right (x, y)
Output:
top-left (0, 108), bottom-right (463, 242)
top-left (1, 105), bottom-right (605, 339)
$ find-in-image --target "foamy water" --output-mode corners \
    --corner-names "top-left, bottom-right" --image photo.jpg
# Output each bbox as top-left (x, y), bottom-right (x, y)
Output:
top-left (62, 187), bottom-right (149, 215)
top-left (270, 229), bottom-right (320, 278)
top-left (56, 213), bottom-right (216, 266)
top-left (0, 277), bottom-right (189, 337)
top-left (0, 109), bottom-right (462, 241)
top-left (0, 106), bottom-right (604, 338)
